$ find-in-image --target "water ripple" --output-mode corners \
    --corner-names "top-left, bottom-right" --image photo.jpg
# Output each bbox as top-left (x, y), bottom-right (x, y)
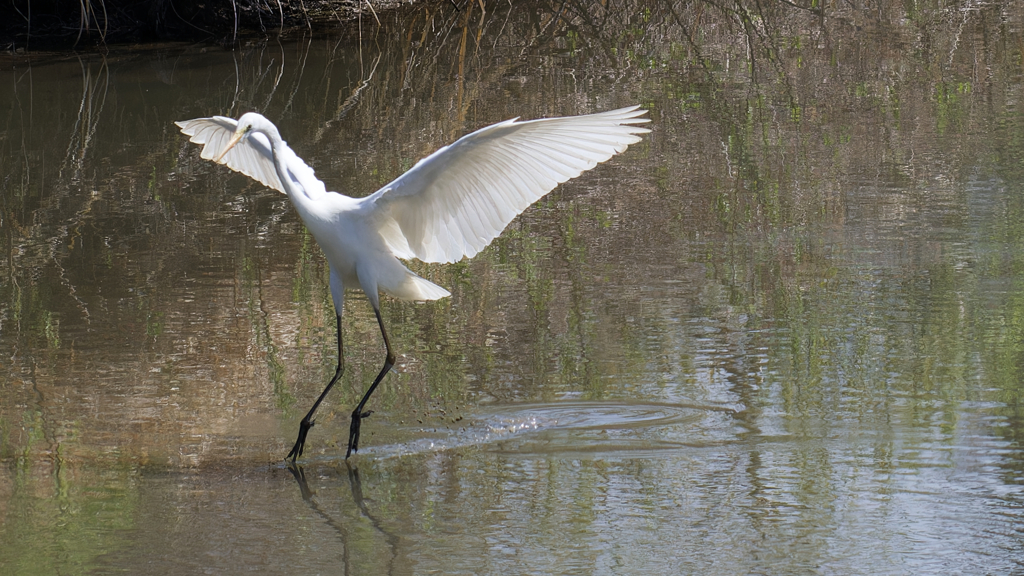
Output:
top-left (360, 401), bottom-right (736, 459)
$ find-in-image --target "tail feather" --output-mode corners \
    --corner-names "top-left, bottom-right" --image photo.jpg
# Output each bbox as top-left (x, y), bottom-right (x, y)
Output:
top-left (391, 271), bottom-right (451, 302)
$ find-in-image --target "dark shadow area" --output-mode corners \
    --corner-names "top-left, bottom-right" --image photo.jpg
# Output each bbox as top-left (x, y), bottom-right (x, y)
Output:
top-left (3, 0), bottom-right (439, 50)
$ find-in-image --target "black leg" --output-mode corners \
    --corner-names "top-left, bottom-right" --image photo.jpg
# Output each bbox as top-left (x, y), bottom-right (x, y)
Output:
top-left (287, 314), bottom-right (344, 462)
top-left (346, 306), bottom-right (395, 458)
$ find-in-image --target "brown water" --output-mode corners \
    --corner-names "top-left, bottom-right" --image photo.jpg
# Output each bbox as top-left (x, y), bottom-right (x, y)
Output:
top-left (3, 1), bottom-right (1024, 573)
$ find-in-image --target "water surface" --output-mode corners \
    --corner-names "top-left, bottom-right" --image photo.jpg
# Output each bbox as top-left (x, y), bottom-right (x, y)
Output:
top-left (3, 1), bottom-right (1024, 573)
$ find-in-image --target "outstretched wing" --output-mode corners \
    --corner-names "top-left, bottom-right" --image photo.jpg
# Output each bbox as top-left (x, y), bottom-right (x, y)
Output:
top-left (175, 116), bottom-right (320, 196)
top-left (366, 106), bottom-right (650, 264)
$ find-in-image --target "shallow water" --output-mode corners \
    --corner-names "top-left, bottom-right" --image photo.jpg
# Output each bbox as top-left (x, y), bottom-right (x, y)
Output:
top-left (3, 1), bottom-right (1024, 574)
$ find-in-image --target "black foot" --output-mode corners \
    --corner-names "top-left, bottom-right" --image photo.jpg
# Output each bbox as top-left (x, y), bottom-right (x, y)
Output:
top-left (345, 409), bottom-right (374, 459)
top-left (287, 417), bottom-right (314, 462)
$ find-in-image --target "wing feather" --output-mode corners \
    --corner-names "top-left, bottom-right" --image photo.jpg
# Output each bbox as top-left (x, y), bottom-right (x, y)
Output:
top-left (175, 116), bottom-right (324, 198)
top-left (368, 106), bottom-right (649, 263)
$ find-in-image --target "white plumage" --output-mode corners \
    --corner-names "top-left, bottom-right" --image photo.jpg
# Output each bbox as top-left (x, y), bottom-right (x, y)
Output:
top-left (176, 106), bottom-right (650, 460)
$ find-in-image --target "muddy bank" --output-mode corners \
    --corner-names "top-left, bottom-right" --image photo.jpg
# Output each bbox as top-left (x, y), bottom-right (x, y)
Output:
top-left (4, 0), bottom-right (435, 50)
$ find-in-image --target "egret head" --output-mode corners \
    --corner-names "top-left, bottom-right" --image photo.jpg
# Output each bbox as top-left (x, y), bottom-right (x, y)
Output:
top-left (215, 125), bottom-right (250, 163)
top-left (215, 112), bottom-right (272, 163)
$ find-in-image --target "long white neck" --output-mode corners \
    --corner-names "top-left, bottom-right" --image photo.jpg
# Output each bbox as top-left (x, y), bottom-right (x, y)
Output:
top-left (267, 133), bottom-right (294, 196)
top-left (251, 123), bottom-right (342, 228)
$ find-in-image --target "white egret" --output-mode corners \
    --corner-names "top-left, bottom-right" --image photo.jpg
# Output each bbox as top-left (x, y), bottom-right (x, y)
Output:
top-left (176, 106), bottom-right (650, 460)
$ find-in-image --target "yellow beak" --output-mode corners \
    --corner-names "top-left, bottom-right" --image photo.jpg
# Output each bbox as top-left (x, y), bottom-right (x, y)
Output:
top-left (214, 131), bottom-right (245, 163)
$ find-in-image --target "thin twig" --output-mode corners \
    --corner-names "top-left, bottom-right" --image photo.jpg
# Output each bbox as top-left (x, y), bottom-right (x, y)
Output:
top-left (13, 0), bottom-right (30, 50)
top-left (75, 0), bottom-right (87, 46)
top-left (299, 0), bottom-right (312, 32)
top-left (98, 0), bottom-right (108, 42)
top-left (365, 1), bottom-right (380, 26)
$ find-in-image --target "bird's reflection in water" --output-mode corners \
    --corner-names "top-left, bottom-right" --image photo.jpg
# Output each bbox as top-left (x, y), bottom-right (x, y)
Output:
top-left (286, 461), bottom-right (317, 502)
top-left (286, 461), bottom-right (402, 574)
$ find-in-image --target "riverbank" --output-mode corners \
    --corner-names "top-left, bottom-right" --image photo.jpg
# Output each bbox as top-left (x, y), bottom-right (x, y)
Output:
top-left (4, 0), bottom-right (433, 51)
